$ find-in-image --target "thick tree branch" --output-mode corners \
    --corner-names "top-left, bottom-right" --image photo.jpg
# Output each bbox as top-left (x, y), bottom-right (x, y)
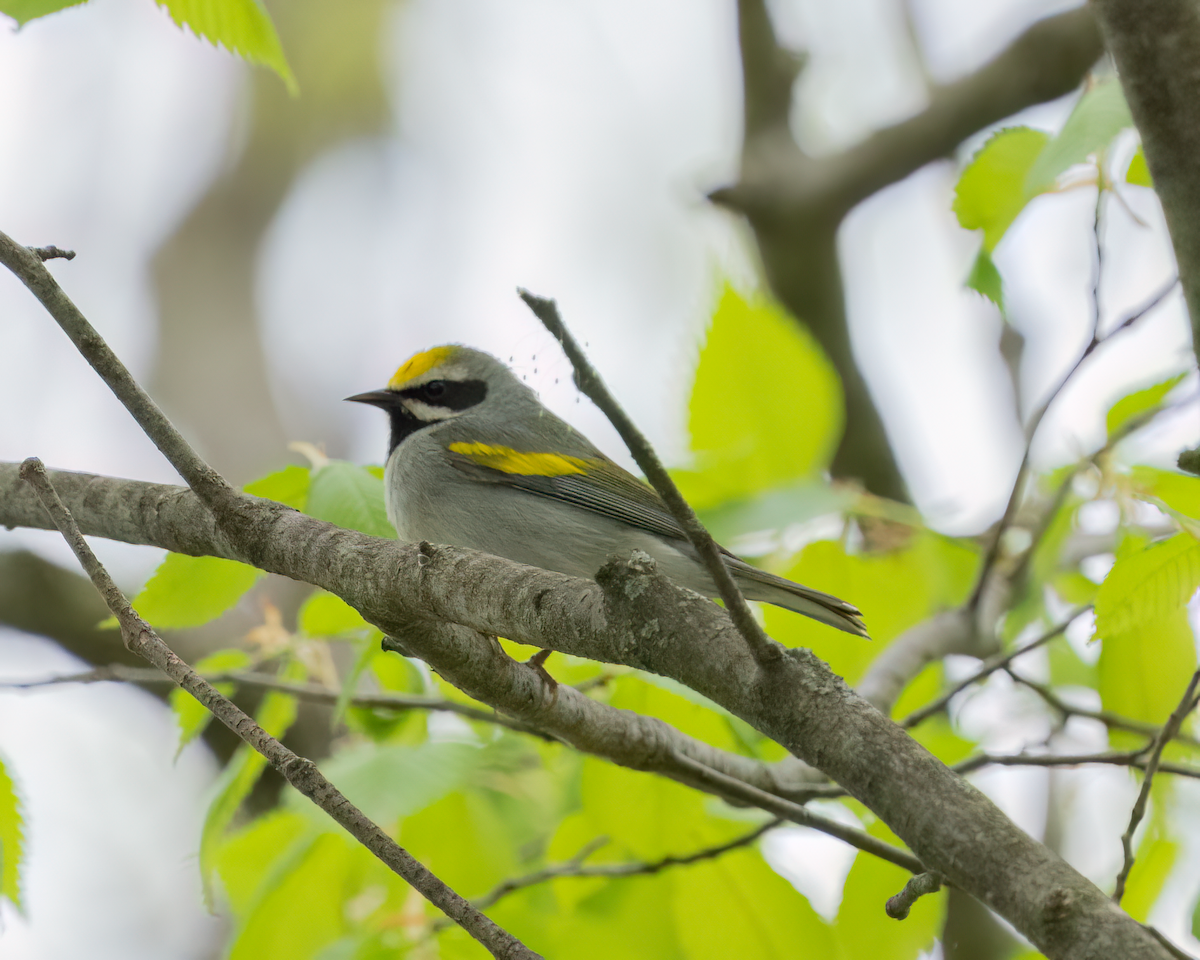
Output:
top-left (0, 461), bottom-right (1168, 959)
top-left (18, 458), bottom-right (540, 960)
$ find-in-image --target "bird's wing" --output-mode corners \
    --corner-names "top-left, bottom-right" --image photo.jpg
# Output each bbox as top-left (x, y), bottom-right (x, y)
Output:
top-left (444, 441), bottom-right (687, 543)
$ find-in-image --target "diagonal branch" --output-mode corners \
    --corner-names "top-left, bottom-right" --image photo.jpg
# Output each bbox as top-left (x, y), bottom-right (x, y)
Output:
top-left (1112, 668), bottom-right (1200, 903)
top-left (519, 288), bottom-right (786, 663)
top-left (18, 458), bottom-right (541, 960)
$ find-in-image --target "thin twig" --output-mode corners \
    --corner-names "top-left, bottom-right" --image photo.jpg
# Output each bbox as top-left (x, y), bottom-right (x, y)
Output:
top-left (28, 245), bottom-right (75, 261)
top-left (1010, 672), bottom-right (1200, 749)
top-left (968, 274), bottom-right (1178, 612)
top-left (953, 750), bottom-right (1200, 780)
top-left (668, 749), bottom-right (926, 874)
top-left (0, 231), bottom-right (239, 512)
top-left (0, 665), bottom-right (558, 741)
top-left (1113, 667), bottom-right (1200, 904)
top-left (518, 288), bottom-right (787, 665)
top-left (885, 870), bottom-right (945, 920)
top-left (18, 458), bottom-right (541, 960)
top-left (436, 818), bottom-right (782, 927)
top-left (901, 609), bottom-right (1088, 729)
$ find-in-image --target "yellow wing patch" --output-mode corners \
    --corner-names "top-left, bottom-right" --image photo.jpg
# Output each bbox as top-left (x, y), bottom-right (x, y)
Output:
top-left (449, 442), bottom-right (590, 477)
top-left (388, 346), bottom-right (459, 390)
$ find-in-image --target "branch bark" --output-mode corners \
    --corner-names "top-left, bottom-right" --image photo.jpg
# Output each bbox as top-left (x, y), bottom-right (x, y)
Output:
top-left (0, 461), bottom-right (1168, 960)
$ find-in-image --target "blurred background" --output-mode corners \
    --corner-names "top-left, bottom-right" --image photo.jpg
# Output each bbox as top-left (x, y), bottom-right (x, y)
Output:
top-left (0, 0), bottom-right (1196, 957)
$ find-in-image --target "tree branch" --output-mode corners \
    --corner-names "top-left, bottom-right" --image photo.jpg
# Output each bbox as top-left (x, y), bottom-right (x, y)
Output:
top-left (0, 460), bottom-right (1171, 959)
top-left (18, 458), bottom-right (541, 960)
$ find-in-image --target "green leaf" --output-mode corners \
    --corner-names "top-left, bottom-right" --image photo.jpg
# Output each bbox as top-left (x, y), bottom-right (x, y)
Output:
top-left (1106, 373), bottom-right (1186, 439)
top-left (682, 286), bottom-right (843, 510)
top-left (966, 248), bottom-right (1005, 310)
top-left (131, 553), bottom-right (263, 629)
top-left (1025, 79), bottom-right (1133, 194)
top-left (1126, 145), bottom-right (1154, 187)
top-left (245, 464), bottom-right (310, 510)
top-left (0, 754), bottom-right (24, 912)
top-left (170, 648), bottom-right (253, 756)
top-left (156, 0), bottom-right (296, 94)
top-left (954, 127), bottom-right (1050, 251)
top-left (0, 0), bottom-right (85, 26)
top-left (200, 660), bottom-right (303, 904)
top-left (1095, 532), bottom-right (1200, 638)
top-left (299, 591), bottom-right (369, 637)
top-left (306, 461), bottom-right (395, 539)
top-left (1130, 466), bottom-right (1200, 519)
top-left (1099, 603), bottom-right (1197, 730)
top-left (1121, 836), bottom-right (1177, 922)
top-left (672, 847), bottom-right (837, 960)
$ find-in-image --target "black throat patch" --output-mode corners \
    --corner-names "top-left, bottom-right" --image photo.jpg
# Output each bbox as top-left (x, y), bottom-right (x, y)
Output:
top-left (387, 378), bottom-right (489, 455)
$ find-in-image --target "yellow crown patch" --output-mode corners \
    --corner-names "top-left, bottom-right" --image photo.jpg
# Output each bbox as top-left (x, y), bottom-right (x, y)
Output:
top-left (388, 346), bottom-right (459, 390)
top-left (449, 442), bottom-right (590, 477)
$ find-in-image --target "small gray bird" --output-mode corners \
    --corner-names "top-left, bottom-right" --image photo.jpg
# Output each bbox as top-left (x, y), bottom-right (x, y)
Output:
top-left (347, 345), bottom-right (867, 637)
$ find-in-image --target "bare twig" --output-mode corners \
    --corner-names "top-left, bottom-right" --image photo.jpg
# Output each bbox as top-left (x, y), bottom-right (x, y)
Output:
top-left (953, 750), bottom-right (1200, 780)
top-left (0, 231), bottom-right (241, 513)
top-left (901, 609), bottom-right (1088, 729)
top-left (886, 870), bottom-right (945, 920)
top-left (0, 664), bottom-right (557, 741)
top-left (668, 749), bottom-right (925, 874)
top-left (518, 288), bottom-right (790, 664)
top-left (1010, 672), bottom-right (1200, 749)
top-left (28, 245), bottom-right (75, 261)
top-left (1113, 667), bottom-right (1200, 903)
top-left (968, 276), bottom-right (1178, 612)
top-left (18, 457), bottom-right (541, 960)
top-left (450, 818), bottom-right (782, 922)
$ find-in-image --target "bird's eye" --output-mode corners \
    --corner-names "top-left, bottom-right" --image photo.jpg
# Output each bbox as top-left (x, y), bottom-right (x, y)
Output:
top-left (424, 380), bottom-right (447, 399)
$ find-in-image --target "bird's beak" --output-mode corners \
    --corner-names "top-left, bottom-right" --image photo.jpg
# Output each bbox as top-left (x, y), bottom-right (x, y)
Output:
top-left (344, 389), bottom-right (401, 409)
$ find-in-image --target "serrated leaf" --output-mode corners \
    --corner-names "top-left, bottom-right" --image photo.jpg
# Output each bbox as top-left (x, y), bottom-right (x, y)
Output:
top-left (306, 461), bottom-right (395, 539)
top-left (954, 127), bottom-right (1050, 251)
top-left (299, 591), bottom-right (369, 637)
top-left (1105, 372), bottom-right (1186, 439)
top-left (0, 754), bottom-right (24, 912)
top-left (1126, 146), bottom-right (1154, 187)
top-left (170, 648), bottom-right (253, 756)
top-left (0, 0), bottom-right (85, 25)
top-left (1025, 79), bottom-right (1133, 194)
top-left (200, 659), bottom-right (303, 905)
top-left (131, 553), bottom-right (263, 629)
top-left (1095, 533), bottom-right (1200, 638)
top-left (156, 0), bottom-right (296, 94)
top-left (332, 633), bottom-right (381, 726)
top-left (245, 464), bottom-right (310, 510)
top-left (966, 248), bottom-right (1004, 310)
top-left (681, 286), bottom-right (843, 510)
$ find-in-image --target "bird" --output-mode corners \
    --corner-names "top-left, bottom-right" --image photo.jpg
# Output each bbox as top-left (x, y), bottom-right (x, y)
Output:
top-left (346, 345), bottom-right (867, 637)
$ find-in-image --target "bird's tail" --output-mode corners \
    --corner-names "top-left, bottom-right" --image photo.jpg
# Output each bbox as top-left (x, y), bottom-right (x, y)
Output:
top-left (728, 557), bottom-right (869, 638)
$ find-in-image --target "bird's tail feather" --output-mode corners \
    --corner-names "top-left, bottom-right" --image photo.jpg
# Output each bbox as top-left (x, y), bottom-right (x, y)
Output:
top-left (728, 558), bottom-right (869, 638)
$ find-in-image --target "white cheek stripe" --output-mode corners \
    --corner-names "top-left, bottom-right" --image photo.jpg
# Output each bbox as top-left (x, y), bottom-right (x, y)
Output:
top-left (402, 398), bottom-right (462, 421)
